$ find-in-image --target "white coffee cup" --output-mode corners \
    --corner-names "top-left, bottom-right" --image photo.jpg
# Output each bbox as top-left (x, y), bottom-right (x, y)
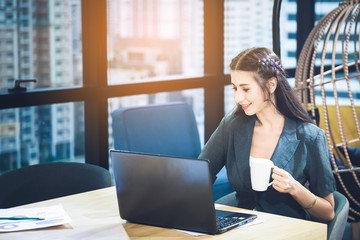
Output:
top-left (250, 157), bottom-right (274, 191)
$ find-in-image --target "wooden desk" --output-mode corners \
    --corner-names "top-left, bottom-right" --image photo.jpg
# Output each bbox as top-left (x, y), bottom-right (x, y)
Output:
top-left (0, 187), bottom-right (327, 240)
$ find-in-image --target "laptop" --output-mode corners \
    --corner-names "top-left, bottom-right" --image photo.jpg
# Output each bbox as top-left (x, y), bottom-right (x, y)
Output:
top-left (110, 149), bottom-right (257, 234)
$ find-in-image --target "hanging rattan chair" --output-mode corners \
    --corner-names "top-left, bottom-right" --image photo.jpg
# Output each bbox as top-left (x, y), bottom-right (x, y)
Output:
top-left (295, 0), bottom-right (360, 234)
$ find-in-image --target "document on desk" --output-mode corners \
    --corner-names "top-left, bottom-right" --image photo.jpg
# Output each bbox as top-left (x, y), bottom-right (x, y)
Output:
top-left (0, 204), bottom-right (72, 232)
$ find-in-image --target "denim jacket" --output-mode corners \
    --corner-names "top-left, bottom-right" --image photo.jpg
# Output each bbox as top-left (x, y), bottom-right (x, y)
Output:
top-left (199, 113), bottom-right (335, 220)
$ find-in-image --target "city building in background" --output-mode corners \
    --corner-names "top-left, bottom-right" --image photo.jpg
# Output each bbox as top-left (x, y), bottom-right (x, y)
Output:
top-left (0, 0), bottom-right (82, 173)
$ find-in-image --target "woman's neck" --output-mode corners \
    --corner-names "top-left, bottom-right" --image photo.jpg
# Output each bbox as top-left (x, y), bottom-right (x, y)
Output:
top-left (255, 105), bottom-right (285, 130)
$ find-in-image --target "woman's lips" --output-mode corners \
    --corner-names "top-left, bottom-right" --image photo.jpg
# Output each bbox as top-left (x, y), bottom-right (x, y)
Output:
top-left (241, 103), bottom-right (251, 110)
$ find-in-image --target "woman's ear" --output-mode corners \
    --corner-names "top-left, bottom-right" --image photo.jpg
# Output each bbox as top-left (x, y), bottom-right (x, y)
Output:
top-left (267, 77), bottom-right (277, 94)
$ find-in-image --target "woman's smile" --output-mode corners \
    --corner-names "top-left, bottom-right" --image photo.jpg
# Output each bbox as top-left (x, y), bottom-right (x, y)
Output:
top-left (241, 103), bottom-right (252, 110)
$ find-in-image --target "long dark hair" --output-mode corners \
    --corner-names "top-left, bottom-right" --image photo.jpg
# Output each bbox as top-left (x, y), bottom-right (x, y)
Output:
top-left (230, 47), bottom-right (312, 123)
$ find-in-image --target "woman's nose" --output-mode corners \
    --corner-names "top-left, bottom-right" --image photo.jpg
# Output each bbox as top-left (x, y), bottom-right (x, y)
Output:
top-left (234, 91), bottom-right (244, 103)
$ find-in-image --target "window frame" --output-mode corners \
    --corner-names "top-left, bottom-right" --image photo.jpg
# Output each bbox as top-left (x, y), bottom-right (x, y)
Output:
top-left (0, 0), bottom-right (227, 169)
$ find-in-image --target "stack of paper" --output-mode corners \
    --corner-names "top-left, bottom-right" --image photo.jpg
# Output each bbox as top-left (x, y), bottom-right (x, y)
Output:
top-left (0, 204), bottom-right (71, 232)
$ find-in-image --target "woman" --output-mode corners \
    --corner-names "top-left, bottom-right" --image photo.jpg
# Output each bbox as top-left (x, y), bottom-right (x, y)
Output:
top-left (199, 47), bottom-right (335, 222)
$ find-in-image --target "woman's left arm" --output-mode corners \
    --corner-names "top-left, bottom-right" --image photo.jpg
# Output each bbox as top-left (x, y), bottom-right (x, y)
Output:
top-left (272, 167), bottom-right (335, 222)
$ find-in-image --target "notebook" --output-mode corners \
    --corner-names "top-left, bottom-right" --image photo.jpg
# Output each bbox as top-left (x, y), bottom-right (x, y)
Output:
top-left (110, 150), bottom-right (257, 234)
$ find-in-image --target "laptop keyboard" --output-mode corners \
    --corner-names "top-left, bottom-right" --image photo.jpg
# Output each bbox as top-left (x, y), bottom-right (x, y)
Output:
top-left (216, 216), bottom-right (248, 233)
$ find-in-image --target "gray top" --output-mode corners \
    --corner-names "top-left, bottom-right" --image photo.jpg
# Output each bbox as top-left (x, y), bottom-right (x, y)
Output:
top-left (199, 113), bottom-right (336, 220)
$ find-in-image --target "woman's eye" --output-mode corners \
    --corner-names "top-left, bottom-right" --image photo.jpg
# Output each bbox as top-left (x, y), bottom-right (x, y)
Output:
top-left (232, 87), bottom-right (237, 91)
top-left (243, 88), bottom-right (249, 92)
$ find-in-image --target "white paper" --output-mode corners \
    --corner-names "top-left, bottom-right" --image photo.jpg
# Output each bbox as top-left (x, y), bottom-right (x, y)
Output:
top-left (0, 204), bottom-right (72, 232)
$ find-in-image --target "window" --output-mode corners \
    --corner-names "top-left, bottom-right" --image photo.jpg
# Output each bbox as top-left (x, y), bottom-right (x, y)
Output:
top-left (0, 1), bottom-right (84, 174)
top-left (107, 0), bottom-right (206, 166)
top-left (0, 102), bottom-right (85, 174)
top-left (224, 0), bottom-right (274, 74)
top-left (0, 0), bottom-right (82, 92)
top-left (313, 0), bottom-right (360, 106)
top-left (107, 0), bottom-right (204, 85)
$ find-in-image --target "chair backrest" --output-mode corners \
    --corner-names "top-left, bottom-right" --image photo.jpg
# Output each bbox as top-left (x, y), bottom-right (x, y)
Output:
top-left (111, 102), bottom-right (201, 158)
top-left (327, 191), bottom-right (349, 240)
top-left (215, 191), bottom-right (237, 206)
top-left (0, 162), bottom-right (112, 208)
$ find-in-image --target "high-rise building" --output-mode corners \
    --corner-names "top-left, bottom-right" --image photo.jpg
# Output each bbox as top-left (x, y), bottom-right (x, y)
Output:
top-left (0, 0), bottom-right (78, 172)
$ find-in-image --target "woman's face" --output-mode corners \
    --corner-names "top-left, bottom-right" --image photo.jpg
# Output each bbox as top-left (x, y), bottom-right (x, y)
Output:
top-left (230, 70), bottom-right (270, 116)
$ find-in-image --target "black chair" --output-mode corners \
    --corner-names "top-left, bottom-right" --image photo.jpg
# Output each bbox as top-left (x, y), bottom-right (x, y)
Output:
top-left (0, 162), bottom-right (112, 208)
top-left (111, 102), bottom-right (201, 158)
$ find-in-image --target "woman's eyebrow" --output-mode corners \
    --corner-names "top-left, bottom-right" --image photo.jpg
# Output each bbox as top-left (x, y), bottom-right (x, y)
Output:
top-left (231, 83), bottom-right (250, 86)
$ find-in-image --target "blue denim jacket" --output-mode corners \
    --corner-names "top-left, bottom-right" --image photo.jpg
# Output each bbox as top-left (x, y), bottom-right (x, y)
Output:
top-left (199, 113), bottom-right (335, 220)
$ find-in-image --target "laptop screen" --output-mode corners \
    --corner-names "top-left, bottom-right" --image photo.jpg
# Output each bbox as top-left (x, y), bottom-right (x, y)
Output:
top-left (110, 150), bottom-right (218, 233)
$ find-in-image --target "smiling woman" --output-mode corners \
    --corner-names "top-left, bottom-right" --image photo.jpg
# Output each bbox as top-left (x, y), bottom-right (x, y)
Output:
top-left (199, 47), bottom-right (336, 223)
